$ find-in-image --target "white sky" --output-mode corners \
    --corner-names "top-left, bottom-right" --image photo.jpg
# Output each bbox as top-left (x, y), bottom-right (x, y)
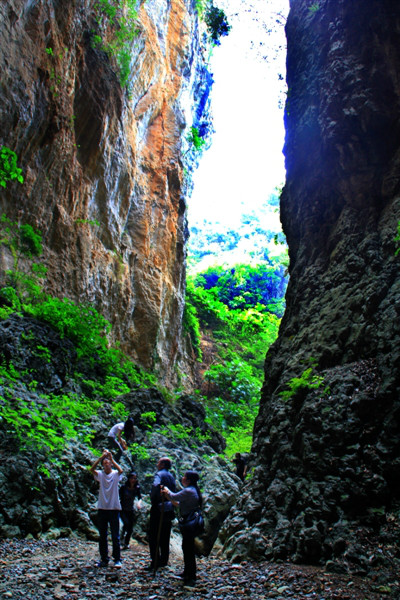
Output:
top-left (188, 0), bottom-right (289, 227)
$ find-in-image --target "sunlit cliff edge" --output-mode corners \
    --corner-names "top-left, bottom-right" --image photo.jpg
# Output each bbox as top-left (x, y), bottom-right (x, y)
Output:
top-left (0, 0), bottom-right (212, 387)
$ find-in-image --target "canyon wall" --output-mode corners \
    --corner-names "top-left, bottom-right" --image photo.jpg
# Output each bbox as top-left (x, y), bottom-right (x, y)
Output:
top-left (0, 0), bottom-right (211, 386)
top-left (221, 0), bottom-right (400, 573)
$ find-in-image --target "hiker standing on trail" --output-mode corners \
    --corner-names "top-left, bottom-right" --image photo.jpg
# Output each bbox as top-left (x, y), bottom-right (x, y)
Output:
top-left (119, 471), bottom-right (142, 550)
top-left (233, 452), bottom-right (247, 482)
top-left (90, 449), bottom-right (123, 568)
top-left (107, 416), bottom-right (135, 462)
top-left (162, 470), bottom-right (203, 586)
top-left (147, 456), bottom-right (176, 570)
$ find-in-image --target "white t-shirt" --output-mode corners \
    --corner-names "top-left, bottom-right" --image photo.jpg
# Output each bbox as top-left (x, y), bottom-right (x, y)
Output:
top-left (108, 422), bottom-right (124, 439)
top-left (94, 470), bottom-right (122, 510)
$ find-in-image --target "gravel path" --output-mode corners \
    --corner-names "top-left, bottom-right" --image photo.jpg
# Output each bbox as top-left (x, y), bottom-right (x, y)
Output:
top-left (0, 537), bottom-right (397, 599)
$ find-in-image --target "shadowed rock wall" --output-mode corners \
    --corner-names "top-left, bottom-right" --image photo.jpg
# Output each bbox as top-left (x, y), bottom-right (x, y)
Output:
top-left (0, 0), bottom-right (211, 386)
top-left (220, 0), bottom-right (400, 573)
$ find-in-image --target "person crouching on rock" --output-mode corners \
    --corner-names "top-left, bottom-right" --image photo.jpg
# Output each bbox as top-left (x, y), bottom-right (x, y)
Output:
top-left (107, 416), bottom-right (135, 462)
top-left (119, 471), bottom-right (142, 550)
top-left (90, 450), bottom-right (123, 568)
top-left (162, 470), bottom-right (203, 586)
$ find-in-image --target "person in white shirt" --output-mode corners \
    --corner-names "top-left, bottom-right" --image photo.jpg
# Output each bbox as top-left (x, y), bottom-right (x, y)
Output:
top-left (107, 417), bottom-right (135, 461)
top-left (90, 450), bottom-right (123, 568)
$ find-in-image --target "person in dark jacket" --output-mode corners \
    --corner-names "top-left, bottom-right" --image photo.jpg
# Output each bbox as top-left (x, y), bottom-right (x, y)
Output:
top-left (233, 452), bottom-right (247, 482)
top-left (162, 470), bottom-right (202, 586)
top-left (147, 456), bottom-right (176, 570)
top-left (119, 472), bottom-right (142, 549)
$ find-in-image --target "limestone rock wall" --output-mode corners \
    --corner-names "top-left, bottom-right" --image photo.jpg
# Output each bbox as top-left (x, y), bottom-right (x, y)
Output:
top-left (220, 0), bottom-right (400, 572)
top-left (0, 0), bottom-right (211, 386)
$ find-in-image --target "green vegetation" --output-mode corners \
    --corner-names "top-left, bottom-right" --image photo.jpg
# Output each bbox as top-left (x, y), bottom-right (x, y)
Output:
top-left (195, 0), bottom-right (206, 18)
top-left (185, 245), bottom-right (287, 454)
top-left (185, 191), bottom-right (288, 456)
top-left (187, 126), bottom-right (206, 152)
top-left (279, 363), bottom-right (326, 401)
top-left (111, 401), bottom-right (129, 419)
top-left (395, 220), bottom-right (400, 256)
top-left (130, 442), bottom-right (150, 461)
top-left (0, 206), bottom-right (287, 464)
top-left (193, 261), bottom-right (286, 316)
top-left (0, 216), bottom-right (46, 315)
top-left (0, 379), bottom-right (100, 453)
top-left (183, 285), bottom-right (202, 357)
top-left (0, 147), bottom-right (24, 188)
top-left (309, 2), bottom-right (320, 13)
top-left (92, 0), bottom-right (140, 87)
top-left (140, 411), bottom-right (157, 430)
top-left (0, 218), bottom-right (155, 461)
top-left (75, 218), bottom-right (101, 227)
top-left (197, 1), bottom-right (230, 46)
top-left (158, 421), bottom-right (211, 449)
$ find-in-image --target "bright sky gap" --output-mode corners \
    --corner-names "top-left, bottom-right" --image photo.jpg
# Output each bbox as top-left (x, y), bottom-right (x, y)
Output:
top-left (188, 0), bottom-right (290, 229)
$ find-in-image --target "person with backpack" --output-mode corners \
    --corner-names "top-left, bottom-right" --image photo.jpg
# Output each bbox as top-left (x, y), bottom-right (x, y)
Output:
top-left (162, 470), bottom-right (203, 586)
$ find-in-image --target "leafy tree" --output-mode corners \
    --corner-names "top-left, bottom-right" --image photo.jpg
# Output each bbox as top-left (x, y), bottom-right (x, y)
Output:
top-left (204, 4), bottom-right (231, 45)
top-left (185, 261), bottom-right (284, 455)
top-left (194, 261), bottom-right (287, 317)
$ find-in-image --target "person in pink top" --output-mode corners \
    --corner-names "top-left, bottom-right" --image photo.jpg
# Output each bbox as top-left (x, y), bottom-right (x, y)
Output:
top-left (90, 450), bottom-right (123, 568)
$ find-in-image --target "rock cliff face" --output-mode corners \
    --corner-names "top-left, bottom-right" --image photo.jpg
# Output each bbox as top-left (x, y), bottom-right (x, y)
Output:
top-left (0, 0), bottom-right (211, 386)
top-left (221, 0), bottom-right (400, 573)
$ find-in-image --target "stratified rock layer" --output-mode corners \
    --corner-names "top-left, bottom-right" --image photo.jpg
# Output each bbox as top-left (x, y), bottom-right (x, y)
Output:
top-left (221, 0), bottom-right (400, 573)
top-left (0, 0), bottom-right (211, 386)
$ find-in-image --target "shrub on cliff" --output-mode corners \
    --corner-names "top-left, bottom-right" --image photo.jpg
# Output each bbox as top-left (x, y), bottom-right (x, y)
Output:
top-left (92, 0), bottom-right (140, 88)
top-left (0, 147), bottom-right (24, 188)
top-left (197, 2), bottom-right (231, 46)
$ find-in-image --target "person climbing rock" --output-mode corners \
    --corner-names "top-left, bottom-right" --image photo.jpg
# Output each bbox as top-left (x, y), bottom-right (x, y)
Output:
top-left (107, 416), bottom-right (135, 462)
top-left (119, 471), bottom-right (142, 550)
top-left (147, 456), bottom-right (176, 571)
top-left (90, 449), bottom-right (123, 568)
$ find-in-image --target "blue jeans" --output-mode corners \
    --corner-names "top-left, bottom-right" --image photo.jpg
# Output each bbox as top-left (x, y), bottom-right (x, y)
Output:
top-left (97, 510), bottom-right (120, 563)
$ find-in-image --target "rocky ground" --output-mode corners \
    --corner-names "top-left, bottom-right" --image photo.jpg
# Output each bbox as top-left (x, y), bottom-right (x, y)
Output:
top-left (0, 536), bottom-right (398, 600)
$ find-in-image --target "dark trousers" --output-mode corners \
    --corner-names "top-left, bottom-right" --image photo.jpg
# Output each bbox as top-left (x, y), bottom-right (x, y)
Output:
top-left (97, 509), bottom-right (120, 563)
top-left (182, 533), bottom-right (196, 580)
top-left (149, 508), bottom-right (173, 567)
top-left (107, 436), bottom-right (123, 462)
top-left (120, 510), bottom-right (135, 546)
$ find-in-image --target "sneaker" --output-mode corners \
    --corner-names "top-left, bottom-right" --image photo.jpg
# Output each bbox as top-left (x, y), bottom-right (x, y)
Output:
top-left (114, 560), bottom-right (122, 569)
top-left (97, 560), bottom-right (108, 568)
top-left (183, 578), bottom-right (196, 587)
top-left (122, 544), bottom-right (130, 550)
